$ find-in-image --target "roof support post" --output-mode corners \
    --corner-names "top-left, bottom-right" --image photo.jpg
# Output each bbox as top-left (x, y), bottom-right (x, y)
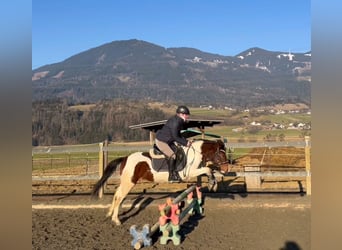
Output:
top-left (149, 131), bottom-right (156, 145)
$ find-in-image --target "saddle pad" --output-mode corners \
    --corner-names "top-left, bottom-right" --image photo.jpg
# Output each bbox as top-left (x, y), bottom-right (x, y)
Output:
top-left (150, 147), bottom-right (187, 173)
top-left (151, 158), bottom-right (168, 172)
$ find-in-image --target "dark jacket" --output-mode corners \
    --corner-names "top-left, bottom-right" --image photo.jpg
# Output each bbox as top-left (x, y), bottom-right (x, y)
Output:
top-left (156, 115), bottom-right (188, 146)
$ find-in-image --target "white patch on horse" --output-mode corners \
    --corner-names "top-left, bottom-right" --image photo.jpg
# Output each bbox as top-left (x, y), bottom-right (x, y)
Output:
top-left (122, 152), bottom-right (148, 182)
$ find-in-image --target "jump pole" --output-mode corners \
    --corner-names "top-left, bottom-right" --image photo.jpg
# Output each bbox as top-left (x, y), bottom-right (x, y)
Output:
top-left (130, 184), bottom-right (200, 249)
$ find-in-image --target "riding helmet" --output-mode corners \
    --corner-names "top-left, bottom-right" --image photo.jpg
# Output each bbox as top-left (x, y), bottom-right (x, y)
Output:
top-left (176, 105), bottom-right (190, 115)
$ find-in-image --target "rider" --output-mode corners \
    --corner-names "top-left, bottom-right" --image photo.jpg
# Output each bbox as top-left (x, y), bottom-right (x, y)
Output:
top-left (155, 105), bottom-right (192, 183)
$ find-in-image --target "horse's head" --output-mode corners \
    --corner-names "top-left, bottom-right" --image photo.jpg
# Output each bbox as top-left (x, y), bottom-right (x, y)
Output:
top-left (199, 139), bottom-right (231, 174)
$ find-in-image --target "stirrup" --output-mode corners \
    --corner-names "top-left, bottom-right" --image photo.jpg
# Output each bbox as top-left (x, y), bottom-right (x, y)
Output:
top-left (169, 179), bottom-right (181, 183)
top-left (172, 172), bottom-right (182, 183)
top-left (168, 174), bottom-right (181, 183)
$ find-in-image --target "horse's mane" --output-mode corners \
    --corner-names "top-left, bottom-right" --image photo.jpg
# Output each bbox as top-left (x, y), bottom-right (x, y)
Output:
top-left (193, 138), bottom-right (225, 150)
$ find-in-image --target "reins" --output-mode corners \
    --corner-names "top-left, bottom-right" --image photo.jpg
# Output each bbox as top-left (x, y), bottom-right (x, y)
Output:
top-left (182, 145), bottom-right (195, 178)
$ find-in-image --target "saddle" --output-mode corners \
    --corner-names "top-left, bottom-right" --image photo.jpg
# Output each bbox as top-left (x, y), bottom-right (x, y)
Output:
top-left (150, 144), bottom-right (186, 172)
top-left (149, 144), bottom-right (166, 159)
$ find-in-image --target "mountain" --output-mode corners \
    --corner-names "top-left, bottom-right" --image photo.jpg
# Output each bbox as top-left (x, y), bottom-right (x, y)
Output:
top-left (32, 39), bottom-right (311, 107)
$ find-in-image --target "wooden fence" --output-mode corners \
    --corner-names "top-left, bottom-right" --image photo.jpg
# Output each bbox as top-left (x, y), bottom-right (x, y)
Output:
top-left (96, 137), bottom-right (311, 196)
top-left (32, 137), bottom-right (311, 195)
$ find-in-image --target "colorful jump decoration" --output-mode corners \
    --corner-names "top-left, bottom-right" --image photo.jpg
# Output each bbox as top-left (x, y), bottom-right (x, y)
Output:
top-left (130, 185), bottom-right (203, 249)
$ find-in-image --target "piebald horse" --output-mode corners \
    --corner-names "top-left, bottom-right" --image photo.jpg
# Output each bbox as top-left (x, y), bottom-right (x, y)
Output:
top-left (91, 139), bottom-right (230, 225)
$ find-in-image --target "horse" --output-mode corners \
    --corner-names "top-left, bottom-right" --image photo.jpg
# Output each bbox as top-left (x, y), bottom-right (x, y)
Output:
top-left (91, 139), bottom-right (230, 225)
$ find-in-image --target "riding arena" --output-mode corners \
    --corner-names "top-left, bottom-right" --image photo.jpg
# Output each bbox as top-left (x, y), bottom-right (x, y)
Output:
top-left (32, 121), bottom-right (311, 249)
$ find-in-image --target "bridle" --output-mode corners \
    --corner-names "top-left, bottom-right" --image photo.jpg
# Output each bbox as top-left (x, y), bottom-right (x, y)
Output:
top-left (217, 149), bottom-right (230, 164)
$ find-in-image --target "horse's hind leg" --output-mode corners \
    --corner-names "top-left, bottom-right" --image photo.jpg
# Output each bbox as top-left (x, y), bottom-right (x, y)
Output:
top-left (108, 182), bottom-right (135, 226)
top-left (106, 192), bottom-right (117, 218)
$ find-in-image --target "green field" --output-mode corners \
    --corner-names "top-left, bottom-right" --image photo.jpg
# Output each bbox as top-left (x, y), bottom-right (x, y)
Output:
top-left (189, 106), bottom-right (310, 141)
top-left (32, 105), bottom-right (310, 171)
top-left (32, 151), bottom-right (129, 172)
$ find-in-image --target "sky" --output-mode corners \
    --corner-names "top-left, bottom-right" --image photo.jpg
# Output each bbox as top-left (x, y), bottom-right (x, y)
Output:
top-left (32, 0), bottom-right (311, 69)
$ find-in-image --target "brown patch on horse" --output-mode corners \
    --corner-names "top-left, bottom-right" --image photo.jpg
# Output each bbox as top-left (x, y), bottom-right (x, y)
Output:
top-left (201, 140), bottom-right (222, 162)
top-left (131, 161), bottom-right (154, 184)
top-left (201, 140), bottom-right (230, 173)
top-left (119, 157), bottom-right (128, 175)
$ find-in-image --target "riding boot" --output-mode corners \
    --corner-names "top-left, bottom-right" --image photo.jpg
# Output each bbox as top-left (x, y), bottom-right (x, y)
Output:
top-left (167, 158), bottom-right (174, 182)
top-left (168, 158), bottom-right (181, 183)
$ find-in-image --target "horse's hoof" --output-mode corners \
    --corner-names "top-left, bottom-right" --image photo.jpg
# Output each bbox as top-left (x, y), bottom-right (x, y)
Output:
top-left (212, 182), bottom-right (218, 192)
top-left (208, 181), bottom-right (218, 192)
top-left (113, 219), bottom-right (121, 226)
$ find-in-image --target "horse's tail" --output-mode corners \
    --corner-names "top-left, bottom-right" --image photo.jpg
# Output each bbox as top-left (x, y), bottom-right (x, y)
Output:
top-left (91, 156), bottom-right (126, 198)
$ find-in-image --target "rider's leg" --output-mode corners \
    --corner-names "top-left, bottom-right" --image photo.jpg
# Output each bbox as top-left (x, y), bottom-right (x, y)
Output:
top-left (155, 139), bottom-right (181, 182)
top-left (167, 156), bottom-right (175, 182)
top-left (167, 155), bottom-right (181, 182)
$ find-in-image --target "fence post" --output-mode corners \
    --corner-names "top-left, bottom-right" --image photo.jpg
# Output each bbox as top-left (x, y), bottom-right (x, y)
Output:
top-left (98, 142), bottom-right (104, 198)
top-left (86, 153), bottom-right (89, 175)
top-left (103, 139), bottom-right (108, 170)
top-left (103, 140), bottom-right (108, 190)
top-left (149, 131), bottom-right (155, 145)
top-left (244, 164), bottom-right (261, 191)
top-left (68, 152), bottom-right (71, 168)
top-left (305, 136), bottom-right (311, 195)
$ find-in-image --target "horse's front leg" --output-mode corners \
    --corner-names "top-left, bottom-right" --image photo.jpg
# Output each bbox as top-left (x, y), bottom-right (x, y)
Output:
top-left (207, 171), bottom-right (218, 192)
top-left (193, 167), bottom-right (218, 192)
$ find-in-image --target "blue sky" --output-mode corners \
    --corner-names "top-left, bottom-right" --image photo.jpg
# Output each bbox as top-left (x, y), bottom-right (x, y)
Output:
top-left (32, 0), bottom-right (311, 69)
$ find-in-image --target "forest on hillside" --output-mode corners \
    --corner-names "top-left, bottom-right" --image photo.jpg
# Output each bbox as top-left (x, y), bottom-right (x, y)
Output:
top-left (32, 99), bottom-right (167, 146)
top-left (32, 98), bottom-right (310, 146)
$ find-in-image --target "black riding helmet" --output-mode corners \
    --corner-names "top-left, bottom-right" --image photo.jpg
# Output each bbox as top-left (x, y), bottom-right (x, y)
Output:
top-left (176, 105), bottom-right (190, 115)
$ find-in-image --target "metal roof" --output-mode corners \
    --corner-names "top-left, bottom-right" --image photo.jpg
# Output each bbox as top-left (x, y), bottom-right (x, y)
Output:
top-left (129, 118), bottom-right (223, 132)
top-left (180, 128), bottom-right (222, 138)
